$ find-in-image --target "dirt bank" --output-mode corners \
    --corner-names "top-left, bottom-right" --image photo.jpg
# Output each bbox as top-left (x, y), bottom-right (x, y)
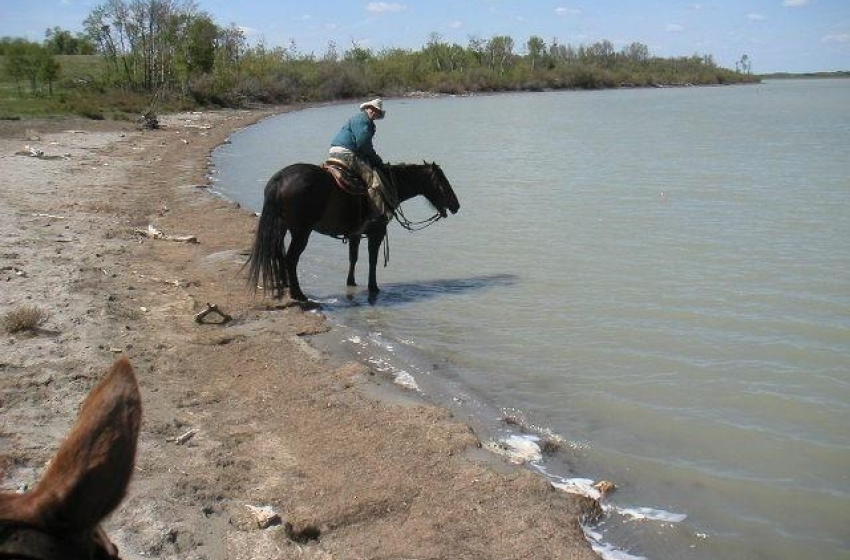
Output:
top-left (0, 110), bottom-right (599, 560)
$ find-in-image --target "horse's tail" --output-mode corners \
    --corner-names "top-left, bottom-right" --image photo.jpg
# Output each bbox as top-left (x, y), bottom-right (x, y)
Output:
top-left (245, 196), bottom-right (288, 297)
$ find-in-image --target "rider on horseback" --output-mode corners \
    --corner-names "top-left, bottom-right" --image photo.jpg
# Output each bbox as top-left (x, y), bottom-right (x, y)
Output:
top-left (328, 98), bottom-right (396, 221)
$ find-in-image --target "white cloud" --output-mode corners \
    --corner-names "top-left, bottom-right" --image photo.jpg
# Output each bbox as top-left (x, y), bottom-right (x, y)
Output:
top-left (448, 20), bottom-right (463, 30)
top-left (366, 2), bottom-right (407, 14)
top-left (783, 0), bottom-right (808, 7)
top-left (666, 24), bottom-right (685, 32)
top-left (747, 13), bottom-right (766, 21)
top-left (822, 33), bottom-right (850, 43)
top-left (555, 7), bottom-right (581, 17)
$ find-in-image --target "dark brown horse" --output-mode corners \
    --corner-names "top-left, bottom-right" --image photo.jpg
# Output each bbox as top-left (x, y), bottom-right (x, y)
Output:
top-left (246, 162), bottom-right (459, 302)
top-left (0, 358), bottom-right (142, 560)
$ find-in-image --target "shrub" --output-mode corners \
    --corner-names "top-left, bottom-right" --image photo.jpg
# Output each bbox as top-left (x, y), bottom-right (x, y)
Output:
top-left (2, 304), bottom-right (49, 334)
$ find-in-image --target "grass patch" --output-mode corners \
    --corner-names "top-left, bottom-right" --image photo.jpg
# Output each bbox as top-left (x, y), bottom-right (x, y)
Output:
top-left (2, 304), bottom-right (49, 334)
top-left (0, 55), bottom-right (195, 120)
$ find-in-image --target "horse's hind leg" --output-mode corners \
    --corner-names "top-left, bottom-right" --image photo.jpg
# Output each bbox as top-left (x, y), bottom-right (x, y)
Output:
top-left (271, 229), bottom-right (289, 299)
top-left (347, 235), bottom-right (362, 286)
top-left (285, 230), bottom-right (311, 302)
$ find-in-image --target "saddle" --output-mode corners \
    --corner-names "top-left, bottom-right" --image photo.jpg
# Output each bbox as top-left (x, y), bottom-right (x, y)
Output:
top-left (323, 159), bottom-right (368, 195)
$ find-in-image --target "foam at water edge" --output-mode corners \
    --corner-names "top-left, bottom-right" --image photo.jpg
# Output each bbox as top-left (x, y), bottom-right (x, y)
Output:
top-left (552, 478), bottom-right (604, 500)
top-left (483, 434), bottom-right (543, 464)
top-left (551, 478), bottom-right (687, 522)
top-left (583, 526), bottom-right (648, 560)
top-left (550, 476), bottom-right (689, 559)
top-left (345, 334), bottom-right (420, 390)
top-left (616, 506), bottom-right (687, 523)
top-left (393, 370), bottom-right (420, 391)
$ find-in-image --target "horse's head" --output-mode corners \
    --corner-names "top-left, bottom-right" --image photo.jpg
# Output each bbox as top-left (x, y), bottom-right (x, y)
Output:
top-left (0, 358), bottom-right (142, 560)
top-left (423, 162), bottom-right (460, 219)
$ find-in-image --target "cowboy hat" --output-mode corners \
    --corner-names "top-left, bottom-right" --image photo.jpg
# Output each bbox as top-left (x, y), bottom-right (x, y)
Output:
top-left (359, 98), bottom-right (385, 115)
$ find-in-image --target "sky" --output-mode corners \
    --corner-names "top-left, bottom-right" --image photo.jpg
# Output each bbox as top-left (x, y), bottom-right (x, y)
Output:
top-left (2, 0), bottom-right (849, 73)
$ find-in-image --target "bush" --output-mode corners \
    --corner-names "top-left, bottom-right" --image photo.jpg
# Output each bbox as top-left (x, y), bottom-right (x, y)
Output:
top-left (2, 304), bottom-right (49, 334)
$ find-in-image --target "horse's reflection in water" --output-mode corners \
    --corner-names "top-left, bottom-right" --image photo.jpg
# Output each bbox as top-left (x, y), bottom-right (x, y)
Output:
top-left (0, 358), bottom-right (141, 560)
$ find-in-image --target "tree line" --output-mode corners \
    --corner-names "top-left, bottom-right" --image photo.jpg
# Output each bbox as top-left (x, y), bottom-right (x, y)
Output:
top-left (0, 27), bottom-right (97, 96)
top-left (2, 0), bottom-right (758, 112)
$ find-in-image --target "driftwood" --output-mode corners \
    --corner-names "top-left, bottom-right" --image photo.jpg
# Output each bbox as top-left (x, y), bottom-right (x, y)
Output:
top-left (246, 505), bottom-right (282, 529)
top-left (194, 303), bottom-right (232, 325)
top-left (32, 213), bottom-right (66, 219)
top-left (133, 224), bottom-right (198, 244)
top-left (14, 145), bottom-right (71, 160)
top-left (167, 428), bottom-right (198, 445)
top-left (140, 112), bottom-right (160, 130)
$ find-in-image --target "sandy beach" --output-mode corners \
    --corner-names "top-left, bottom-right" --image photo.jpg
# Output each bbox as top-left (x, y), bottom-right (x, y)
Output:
top-left (0, 109), bottom-right (599, 559)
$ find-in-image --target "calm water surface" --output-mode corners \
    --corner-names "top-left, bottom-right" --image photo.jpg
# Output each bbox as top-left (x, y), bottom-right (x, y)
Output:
top-left (212, 80), bottom-right (850, 560)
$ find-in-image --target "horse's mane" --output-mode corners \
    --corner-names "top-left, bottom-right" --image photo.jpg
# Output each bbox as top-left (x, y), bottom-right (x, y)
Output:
top-left (387, 161), bottom-right (436, 171)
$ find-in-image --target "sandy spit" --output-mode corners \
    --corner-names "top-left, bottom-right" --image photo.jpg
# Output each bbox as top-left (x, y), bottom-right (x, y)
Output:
top-left (0, 109), bottom-right (599, 560)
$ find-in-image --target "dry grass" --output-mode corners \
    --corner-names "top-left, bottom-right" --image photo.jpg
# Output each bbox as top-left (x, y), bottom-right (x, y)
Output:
top-left (2, 304), bottom-right (49, 334)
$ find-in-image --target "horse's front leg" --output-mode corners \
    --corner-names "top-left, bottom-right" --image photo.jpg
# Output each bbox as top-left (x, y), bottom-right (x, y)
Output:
top-left (285, 230), bottom-right (311, 302)
top-left (366, 225), bottom-right (387, 295)
top-left (346, 234), bottom-right (361, 286)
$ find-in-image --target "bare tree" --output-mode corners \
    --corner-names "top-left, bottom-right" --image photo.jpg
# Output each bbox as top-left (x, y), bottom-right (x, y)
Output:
top-left (737, 54), bottom-right (752, 74)
top-left (84, 0), bottom-right (200, 90)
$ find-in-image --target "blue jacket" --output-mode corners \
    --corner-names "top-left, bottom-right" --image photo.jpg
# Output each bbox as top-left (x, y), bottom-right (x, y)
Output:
top-left (331, 112), bottom-right (383, 166)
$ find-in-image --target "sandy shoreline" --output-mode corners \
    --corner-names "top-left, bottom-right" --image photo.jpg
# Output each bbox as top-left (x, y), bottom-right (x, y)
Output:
top-left (0, 109), bottom-right (599, 559)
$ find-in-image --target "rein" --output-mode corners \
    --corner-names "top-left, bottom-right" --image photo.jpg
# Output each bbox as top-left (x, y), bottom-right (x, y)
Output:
top-left (392, 205), bottom-right (443, 231)
top-left (343, 164), bottom-right (447, 268)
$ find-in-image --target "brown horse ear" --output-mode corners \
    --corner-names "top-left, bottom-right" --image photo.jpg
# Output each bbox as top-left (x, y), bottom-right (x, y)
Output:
top-left (26, 357), bottom-right (142, 531)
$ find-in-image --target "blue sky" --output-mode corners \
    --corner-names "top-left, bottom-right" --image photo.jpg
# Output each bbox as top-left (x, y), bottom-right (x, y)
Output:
top-left (2, 1), bottom-right (848, 73)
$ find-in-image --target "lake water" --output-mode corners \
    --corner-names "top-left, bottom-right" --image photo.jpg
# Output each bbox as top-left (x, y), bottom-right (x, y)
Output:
top-left (211, 80), bottom-right (850, 560)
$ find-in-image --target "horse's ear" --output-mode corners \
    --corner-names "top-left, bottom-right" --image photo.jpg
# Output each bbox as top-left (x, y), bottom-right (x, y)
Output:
top-left (25, 357), bottom-right (142, 531)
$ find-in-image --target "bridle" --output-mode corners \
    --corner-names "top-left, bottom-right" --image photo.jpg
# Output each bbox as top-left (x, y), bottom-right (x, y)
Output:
top-left (0, 520), bottom-right (113, 560)
top-left (387, 163), bottom-right (448, 232)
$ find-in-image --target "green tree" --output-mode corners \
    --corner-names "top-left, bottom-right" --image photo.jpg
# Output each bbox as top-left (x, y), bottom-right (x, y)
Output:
top-left (621, 42), bottom-right (649, 64)
top-left (2, 41), bottom-right (53, 95)
top-left (39, 55), bottom-right (61, 95)
top-left (184, 14), bottom-right (218, 74)
top-left (526, 35), bottom-right (546, 70)
top-left (44, 27), bottom-right (96, 54)
top-left (485, 35), bottom-right (514, 75)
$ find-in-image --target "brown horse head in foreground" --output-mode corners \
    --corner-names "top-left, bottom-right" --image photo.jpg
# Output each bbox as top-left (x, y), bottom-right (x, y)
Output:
top-left (0, 357), bottom-right (142, 559)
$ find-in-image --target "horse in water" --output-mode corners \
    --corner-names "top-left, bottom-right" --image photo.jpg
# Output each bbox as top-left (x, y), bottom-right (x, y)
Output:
top-left (246, 162), bottom-right (460, 302)
top-left (0, 358), bottom-right (142, 560)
